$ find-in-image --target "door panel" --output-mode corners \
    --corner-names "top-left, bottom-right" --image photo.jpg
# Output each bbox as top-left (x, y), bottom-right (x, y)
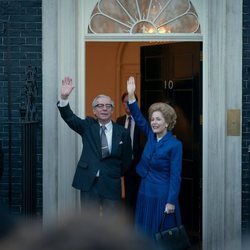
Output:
top-left (144, 90), bottom-right (167, 108)
top-left (141, 42), bottom-right (202, 244)
top-left (141, 45), bottom-right (168, 113)
top-left (173, 86), bottom-right (194, 161)
top-left (145, 56), bottom-right (163, 80)
top-left (173, 53), bottom-right (194, 78)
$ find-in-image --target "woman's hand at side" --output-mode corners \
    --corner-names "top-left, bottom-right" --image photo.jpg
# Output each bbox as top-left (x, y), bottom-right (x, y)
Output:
top-left (165, 203), bottom-right (175, 214)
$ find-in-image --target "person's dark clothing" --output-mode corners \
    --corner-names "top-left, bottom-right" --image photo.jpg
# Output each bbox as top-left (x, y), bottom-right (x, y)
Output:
top-left (58, 103), bottom-right (133, 201)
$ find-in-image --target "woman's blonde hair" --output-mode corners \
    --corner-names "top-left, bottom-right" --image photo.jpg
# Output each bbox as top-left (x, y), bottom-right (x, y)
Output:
top-left (148, 102), bottom-right (177, 131)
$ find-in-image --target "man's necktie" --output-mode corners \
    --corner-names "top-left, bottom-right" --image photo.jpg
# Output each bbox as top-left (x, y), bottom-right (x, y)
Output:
top-left (127, 116), bottom-right (132, 132)
top-left (100, 125), bottom-right (109, 158)
top-left (127, 116), bottom-right (133, 147)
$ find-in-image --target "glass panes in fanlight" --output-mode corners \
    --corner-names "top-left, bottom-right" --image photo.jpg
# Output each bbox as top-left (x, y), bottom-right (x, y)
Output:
top-left (88, 0), bottom-right (200, 34)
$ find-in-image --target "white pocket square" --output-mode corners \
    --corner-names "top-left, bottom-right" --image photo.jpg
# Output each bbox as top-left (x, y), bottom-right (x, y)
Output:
top-left (119, 141), bottom-right (123, 144)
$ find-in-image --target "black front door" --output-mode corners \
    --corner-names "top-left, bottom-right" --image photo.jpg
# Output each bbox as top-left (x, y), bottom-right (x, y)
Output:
top-left (140, 42), bottom-right (202, 243)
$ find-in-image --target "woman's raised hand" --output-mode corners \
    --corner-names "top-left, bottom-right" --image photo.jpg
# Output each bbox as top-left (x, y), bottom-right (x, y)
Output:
top-left (127, 76), bottom-right (136, 100)
top-left (61, 76), bottom-right (75, 100)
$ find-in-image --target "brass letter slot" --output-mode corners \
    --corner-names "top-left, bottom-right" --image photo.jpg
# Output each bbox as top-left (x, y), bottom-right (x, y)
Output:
top-left (227, 109), bottom-right (240, 136)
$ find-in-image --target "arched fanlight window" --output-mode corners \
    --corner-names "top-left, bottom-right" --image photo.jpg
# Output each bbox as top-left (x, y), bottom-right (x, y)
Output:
top-left (88, 0), bottom-right (200, 34)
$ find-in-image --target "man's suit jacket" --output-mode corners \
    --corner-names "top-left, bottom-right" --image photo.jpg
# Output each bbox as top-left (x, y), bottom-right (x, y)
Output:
top-left (116, 115), bottom-right (142, 172)
top-left (58, 104), bottom-right (133, 200)
top-left (116, 115), bottom-right (144, 209)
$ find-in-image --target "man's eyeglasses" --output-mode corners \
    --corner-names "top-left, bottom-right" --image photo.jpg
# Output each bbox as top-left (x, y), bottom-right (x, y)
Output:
top-left (95, 104), bottom-right (113, 109)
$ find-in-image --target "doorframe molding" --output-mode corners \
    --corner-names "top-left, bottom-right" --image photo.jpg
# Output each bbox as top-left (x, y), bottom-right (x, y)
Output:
top-left (42, 0), bottom-right (242, 248)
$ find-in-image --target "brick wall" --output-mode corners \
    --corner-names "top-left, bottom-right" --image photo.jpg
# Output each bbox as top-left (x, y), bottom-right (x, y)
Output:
top-left (0, 0), bottom-right (42, 217)
top-left (243, 0), bottom-right (250, 236)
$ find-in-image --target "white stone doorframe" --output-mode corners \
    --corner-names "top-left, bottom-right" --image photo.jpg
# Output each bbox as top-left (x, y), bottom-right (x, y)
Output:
top-left (42, 0), bottom-right (242, 249)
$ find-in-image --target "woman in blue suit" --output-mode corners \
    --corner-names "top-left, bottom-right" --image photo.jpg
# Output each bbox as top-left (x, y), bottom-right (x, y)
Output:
top-left (127, 76), bottom-right (183, 237)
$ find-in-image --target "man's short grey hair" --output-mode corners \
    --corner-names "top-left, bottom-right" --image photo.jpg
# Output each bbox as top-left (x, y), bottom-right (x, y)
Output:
top-left (92, 94), bottom-right (115, 108)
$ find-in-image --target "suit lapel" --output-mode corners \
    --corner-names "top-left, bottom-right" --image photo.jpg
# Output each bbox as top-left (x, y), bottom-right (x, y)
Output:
top-left (90, 122), bottom-right (102, 157)
top-left (111, 123), bottom-right (121, 154)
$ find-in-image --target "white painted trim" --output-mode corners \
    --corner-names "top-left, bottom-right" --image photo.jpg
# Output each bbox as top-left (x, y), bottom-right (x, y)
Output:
top-left (42, 0), bottom-right (59, 225)
top-left (84, 33), bottom-right (203, 42)
top-left (202, 0), bottom-right (242, 249)
top-left (42, 0), bottom-right (80, 225)
top-left (56, 0), bottom-right (79, 220)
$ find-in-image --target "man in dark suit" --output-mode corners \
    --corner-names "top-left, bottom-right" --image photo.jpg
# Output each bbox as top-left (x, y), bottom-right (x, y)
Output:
top-left (116, 92), bottom-right (143, 217)
top-left (57, 77), bottom-right (133, 216)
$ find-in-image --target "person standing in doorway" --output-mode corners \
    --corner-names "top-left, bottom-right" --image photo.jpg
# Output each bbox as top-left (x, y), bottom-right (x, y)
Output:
top-left (116, 92), bottom-right (143, 218)
top-left (57, 76), bottom-right (133, 216)
top-left (126, 76), bottom-right (183, 237)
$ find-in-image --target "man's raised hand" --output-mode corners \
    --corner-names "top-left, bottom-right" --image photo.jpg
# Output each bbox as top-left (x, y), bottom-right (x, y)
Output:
top-left (61, 76), bottom-right (75, 100)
